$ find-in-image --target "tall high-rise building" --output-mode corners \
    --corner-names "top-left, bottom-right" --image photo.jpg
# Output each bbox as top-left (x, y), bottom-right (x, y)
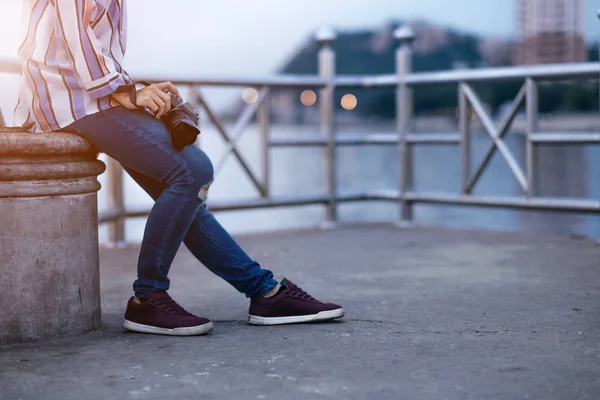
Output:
top-left (516, 0), bottom-right (587, 65)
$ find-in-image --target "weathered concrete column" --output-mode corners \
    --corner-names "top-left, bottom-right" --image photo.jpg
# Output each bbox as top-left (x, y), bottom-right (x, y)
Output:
top-left (0, 130), bottom-right (106, 344)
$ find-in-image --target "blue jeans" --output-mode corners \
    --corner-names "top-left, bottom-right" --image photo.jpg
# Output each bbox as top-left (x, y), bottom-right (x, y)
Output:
top-left (68, 106), bottom-right (278, 298)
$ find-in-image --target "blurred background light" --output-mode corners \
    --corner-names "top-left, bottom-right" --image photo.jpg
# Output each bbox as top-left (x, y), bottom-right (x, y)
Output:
top-left (341, 94), bottom-right (357, 111)
top-left (300, 90), bottom-right (317, 106)
top-left (242, 88), bottom-right (259, 104)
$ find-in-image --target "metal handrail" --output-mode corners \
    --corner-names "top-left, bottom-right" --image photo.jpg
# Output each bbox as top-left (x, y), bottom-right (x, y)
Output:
top-left (1, 22), bottom-right (599, 244)
top-left (1, 58), bottom-right (596, 88)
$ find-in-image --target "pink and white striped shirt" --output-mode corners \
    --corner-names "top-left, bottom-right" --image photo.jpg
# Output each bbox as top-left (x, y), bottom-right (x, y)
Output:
top-left (14, 0), bottom-right (132, 132)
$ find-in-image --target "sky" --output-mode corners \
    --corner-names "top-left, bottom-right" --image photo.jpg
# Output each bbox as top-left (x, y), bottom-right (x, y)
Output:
top-left (0, 0), bottom-right (598, 78)
top-left (0, 0), bottom-right (598, 119)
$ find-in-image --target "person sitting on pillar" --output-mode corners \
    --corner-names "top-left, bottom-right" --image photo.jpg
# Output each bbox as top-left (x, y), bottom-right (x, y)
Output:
top-left (14, 0), bottom-right (344, 335)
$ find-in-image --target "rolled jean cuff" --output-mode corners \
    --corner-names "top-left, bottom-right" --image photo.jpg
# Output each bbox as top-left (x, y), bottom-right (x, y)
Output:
top-left (253, 278), bottom-right (280, 298)
top-left (133, 279), bottom-right (170, 299)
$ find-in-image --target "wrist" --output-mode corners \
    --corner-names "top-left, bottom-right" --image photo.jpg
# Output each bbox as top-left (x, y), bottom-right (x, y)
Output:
top-left (111, 89), bottom-right (137, 110)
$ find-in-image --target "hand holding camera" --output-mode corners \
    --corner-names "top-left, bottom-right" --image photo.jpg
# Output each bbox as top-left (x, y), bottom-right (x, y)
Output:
top-left (111, 81), bottom-right (200, 152)
top-left (135, 82), bottom-right (180, 119)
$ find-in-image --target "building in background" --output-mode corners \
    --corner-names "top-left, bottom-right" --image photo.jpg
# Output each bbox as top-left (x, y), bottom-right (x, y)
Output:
top-left (516, 0), bottom-right (587, 65)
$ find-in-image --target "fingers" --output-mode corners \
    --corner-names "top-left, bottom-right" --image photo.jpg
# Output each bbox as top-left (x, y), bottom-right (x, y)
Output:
top-left (136, 83), bottom-right (183, 118)
top-left (136, 91), bottom-right (159, 114)
top-left (155, 90), bottom-right (172, 119)
top-left (156, 81), bottom-right (180, 97)
top-left (137, 85), bottom-right (173, 118)
top-left (146, 97), bottom-right (161, 115)
top-left (149, 92), bottom-right (166, 118)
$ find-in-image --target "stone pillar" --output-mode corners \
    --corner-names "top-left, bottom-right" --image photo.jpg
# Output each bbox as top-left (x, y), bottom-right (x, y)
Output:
top-left (0, 130), bottom-right (106, 344)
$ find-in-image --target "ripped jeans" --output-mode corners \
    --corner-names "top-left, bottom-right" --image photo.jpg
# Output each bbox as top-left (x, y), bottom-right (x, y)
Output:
top-left (67, 106), bottom-right (278, 299)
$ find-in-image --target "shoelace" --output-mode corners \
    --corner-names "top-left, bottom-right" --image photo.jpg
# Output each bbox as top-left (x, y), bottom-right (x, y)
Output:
top-left (287, 285), bottom-right (320, 303)
top-left (149, 295), bottom-right (192, 316)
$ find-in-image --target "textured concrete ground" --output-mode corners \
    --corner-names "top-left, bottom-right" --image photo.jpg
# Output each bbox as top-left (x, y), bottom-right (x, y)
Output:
top-left (1, 224), bottom-right (599, 400)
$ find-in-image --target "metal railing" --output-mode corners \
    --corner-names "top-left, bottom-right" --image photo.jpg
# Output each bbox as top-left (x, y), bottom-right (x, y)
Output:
top-left (1, 25), bottom-right (599, 244)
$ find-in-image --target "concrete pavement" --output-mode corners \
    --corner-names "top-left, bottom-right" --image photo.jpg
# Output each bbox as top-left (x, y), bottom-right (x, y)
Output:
top-left (1, 224), bottom-right (599, 400)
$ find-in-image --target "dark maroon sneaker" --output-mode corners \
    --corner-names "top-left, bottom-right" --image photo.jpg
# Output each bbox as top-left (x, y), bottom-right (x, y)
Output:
top-left (122, 291), bottom-right (213, 336)
top-left (248, 279), bottom-right (344, 325)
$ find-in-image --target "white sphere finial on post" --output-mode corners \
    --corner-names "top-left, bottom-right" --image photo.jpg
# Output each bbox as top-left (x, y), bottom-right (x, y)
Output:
top-left (394, 26), bottom-right (415, 46)
top-left (316, 27), bottom-right (337, 47)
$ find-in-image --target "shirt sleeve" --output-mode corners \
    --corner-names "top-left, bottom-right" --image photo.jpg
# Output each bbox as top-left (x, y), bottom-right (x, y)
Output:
top-left (55, 0), bottom-right (126, 100)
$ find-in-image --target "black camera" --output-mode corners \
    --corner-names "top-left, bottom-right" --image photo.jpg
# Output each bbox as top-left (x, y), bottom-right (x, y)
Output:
top-left (115, 82), bottom-right (201, 151)
top-left (161, 92), bottom-right (200, 151)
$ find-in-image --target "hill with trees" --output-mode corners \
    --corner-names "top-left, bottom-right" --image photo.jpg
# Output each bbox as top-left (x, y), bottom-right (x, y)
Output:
top-left (279, 21), bottom-right (598, 118)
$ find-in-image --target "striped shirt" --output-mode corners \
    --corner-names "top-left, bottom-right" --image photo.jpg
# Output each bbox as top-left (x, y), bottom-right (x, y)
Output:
top-left (14, 0), bottom-right (131, 133)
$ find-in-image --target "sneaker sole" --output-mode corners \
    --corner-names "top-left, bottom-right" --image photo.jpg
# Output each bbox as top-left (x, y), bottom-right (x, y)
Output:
top-left (247, 308), bottom-right (345, 326)
top-left (122, 319), bottom-right (214, 336)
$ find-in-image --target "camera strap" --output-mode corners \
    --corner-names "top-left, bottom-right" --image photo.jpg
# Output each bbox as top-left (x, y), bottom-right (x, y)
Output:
top-left (115, 81), bottom-right (152, 107)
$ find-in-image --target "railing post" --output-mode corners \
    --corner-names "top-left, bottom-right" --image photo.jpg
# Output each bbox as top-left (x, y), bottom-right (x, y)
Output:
top-left (597, 10), bottom-right (600, 114)
top-left (317, 28), bottom-right (337, 227)
top-left (458, 83), bottom-right (471, 194)
top-left (106, 157), bottom-right (125, 246)
top-left (258, 86), bottom-right (271, 198)
top-left (394, 26), bottom-right (415, 226)
top-left (525, 78), bottom-right (539, 198)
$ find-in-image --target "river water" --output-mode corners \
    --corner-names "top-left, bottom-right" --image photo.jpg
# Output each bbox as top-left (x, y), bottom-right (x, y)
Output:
top-left (96, 122), bottom-right (600, 243)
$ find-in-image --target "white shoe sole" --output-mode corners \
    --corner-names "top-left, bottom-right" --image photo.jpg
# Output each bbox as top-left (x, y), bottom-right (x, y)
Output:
top-left (122, 319), bottom-right (214, 336)
top-left (248, 308), bottom-right (345, 326)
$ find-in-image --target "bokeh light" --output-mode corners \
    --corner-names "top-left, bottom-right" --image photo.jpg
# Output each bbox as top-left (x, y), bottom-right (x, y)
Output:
top-left (340, 94), bottom-right (357, 111)
top-left (300, 90), bottom-right (317, 106)
top-left (242, 88), bottom-right (259, 104)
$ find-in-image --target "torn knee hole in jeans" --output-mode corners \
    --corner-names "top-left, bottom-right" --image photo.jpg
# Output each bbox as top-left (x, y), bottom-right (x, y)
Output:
top-left (198, 180), bottom-right (212, 206)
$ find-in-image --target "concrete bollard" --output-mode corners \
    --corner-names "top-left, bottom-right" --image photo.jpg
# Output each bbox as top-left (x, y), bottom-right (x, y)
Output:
top-left (0, 130), bottom-right (106, 344)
